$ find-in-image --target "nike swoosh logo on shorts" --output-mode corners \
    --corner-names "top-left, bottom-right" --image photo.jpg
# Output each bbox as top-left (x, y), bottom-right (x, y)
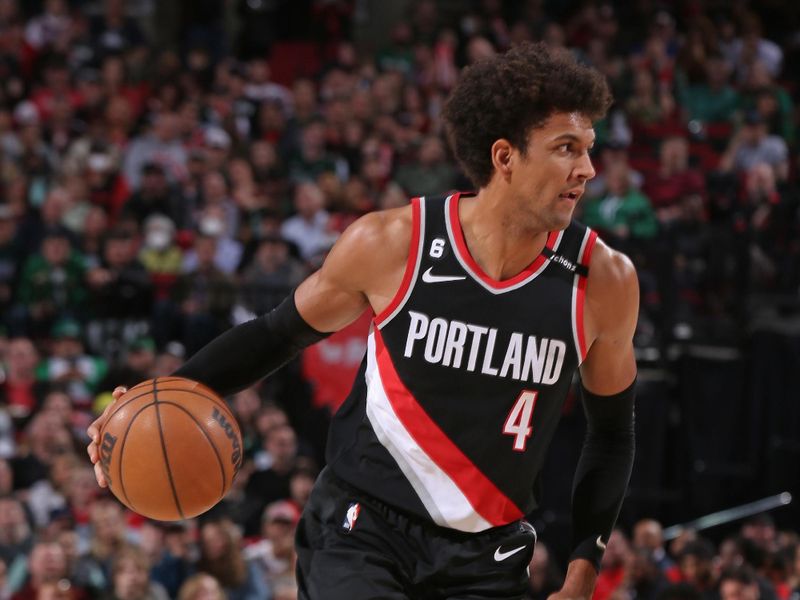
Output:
top-left (494, 545), bottom-right (527, 562)
top-left (422, 267), bottom-right (466, 283)
top-left (596, 536), bottom-right (607, 551)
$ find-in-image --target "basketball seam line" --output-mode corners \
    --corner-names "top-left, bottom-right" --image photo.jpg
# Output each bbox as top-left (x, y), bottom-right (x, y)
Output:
top-left (153, 377), bottom-right (186, 520)
top-left (117, 402), bottom-right (159, 511)
top-left (106, 382), bottom-right (230, 424)
top-left (157, 401), bottom-right (228, 504)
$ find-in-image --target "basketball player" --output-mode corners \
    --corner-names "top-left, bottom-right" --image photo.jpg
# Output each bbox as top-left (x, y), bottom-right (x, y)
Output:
top-left (88, 43), bottom-right (637, 599)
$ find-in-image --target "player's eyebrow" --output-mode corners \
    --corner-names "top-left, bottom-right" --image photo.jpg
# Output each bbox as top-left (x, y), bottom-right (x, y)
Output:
top-left (551, 133), bottom-right (595, 146)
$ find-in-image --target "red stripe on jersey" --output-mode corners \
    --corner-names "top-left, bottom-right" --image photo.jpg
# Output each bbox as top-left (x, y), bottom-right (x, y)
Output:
top-left (374, 198), bottom-right (421, 327)
top-left (448, 192), bottom-right (558, 289)
top-left (576, 230), bottom-right (598, 362)
top-left (372, 328), bottom-right (525, 525)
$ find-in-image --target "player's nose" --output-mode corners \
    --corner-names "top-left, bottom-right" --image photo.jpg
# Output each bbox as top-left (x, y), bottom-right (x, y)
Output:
top-left (573, 152), bottom-right (596, 181)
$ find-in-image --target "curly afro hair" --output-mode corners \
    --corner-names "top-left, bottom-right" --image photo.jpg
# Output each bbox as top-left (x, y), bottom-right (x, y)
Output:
top-left (442, 42), bottom-right (612, 188)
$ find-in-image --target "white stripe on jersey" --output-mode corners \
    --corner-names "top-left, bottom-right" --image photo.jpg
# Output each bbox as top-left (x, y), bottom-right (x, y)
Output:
top-left (364, 332), bottom-right (493, 532)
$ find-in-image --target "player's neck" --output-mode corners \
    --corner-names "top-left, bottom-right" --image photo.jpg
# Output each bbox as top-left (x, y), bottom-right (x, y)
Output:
top-left (458, 189), bottom-right (550, 281)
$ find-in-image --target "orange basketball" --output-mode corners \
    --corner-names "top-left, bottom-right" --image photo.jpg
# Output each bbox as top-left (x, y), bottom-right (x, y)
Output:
top-left (98, 377), bottom-right (242, 521)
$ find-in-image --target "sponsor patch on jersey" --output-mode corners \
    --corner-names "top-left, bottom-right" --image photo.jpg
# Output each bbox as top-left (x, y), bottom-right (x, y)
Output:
top-left (342, 502), bottom-right (361, 533)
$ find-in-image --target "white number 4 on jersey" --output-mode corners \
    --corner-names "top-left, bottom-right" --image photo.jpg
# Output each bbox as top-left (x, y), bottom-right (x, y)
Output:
top-left (503, 391), bottom-right (538, 451)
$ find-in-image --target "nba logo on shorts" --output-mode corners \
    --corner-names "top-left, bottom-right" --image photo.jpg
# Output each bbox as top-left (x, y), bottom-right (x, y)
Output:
top-left (342, 502), bottom-right (361, 533)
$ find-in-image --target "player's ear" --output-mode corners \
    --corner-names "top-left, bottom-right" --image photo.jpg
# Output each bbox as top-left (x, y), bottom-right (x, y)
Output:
top-left (490, 139), bottom-right (514, 178)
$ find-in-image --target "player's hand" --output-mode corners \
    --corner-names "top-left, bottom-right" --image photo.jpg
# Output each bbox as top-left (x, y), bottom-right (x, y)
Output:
top-left (86, 386), bottom-right (127, 487)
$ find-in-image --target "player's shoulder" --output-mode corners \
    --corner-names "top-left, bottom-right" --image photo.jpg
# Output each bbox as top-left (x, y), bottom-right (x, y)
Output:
top-left (336, 204), bottom-right (414, 261)
top-left (586, 236), bottom-right (638, 296)
top-left (584, 236), bottom-right (639, 328)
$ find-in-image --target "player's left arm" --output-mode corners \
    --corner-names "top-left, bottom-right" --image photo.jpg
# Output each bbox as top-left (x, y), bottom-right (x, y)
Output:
top-left (555, 240), bottom-right (639, 600)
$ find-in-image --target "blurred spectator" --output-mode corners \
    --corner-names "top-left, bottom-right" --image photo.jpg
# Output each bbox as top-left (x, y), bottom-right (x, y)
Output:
top-left (36, 320), bottom-right (106, 410)
top-left (718, 112), bottom-right (789, 181)
top-left (177, 573), bottom-right (225, 600)
top-left (121, 162), bottom-right (191, 230)
top-left (634, 519), bottom-right (678, 576)
top-left (678, 539), bottom-right (718, 600)
top-left (96, 337), bottom-right (155, 392)
top-left (139, 214), bottom-right (183, 302)
top-left (9, 539), bottom-right (86, 600)
top-left (171, 233), bottom-right (236, 354)
top-left (246, 424), bottom-right (298, 510)
top-left (680, 54), bottom-right (739, 125)
top-left (616, 549), bottom-right (671, 600)
top-left (24, 0), bottom-right (72, 52)
top-left (238, 235), bottom-right (305, 316)
top-left (12, 228), bottom-right (86, 338)
top-left (26, 452), bottom-right (78, 529)
top-left (89, 0), bottom-right (146, 57)
top-left (0, 496), bottom-right (33, 566)
top-left (122, 113), bottom-right (188, 190)
top-left (141, 522), bottom-right (193, 600)
top-left (105, 545), bottom-right (168, 600)
top-left (394, 135), bottom-right (458, 197)
top-left (594, 529), bottom-right (633, 600)
top-left (728, 15), bottom-right (783, 81)
top-left (195, 519), bottom-right (268, 600)
top-left (720, 566), bottom-right (762, 600)
top-left (643, 137), bottom-right (705, 225)
top-left (243, 501), bottom-right (299, 591)
top-left (86, 230), bottom-right (153, 321)
top-left (181, 205), bottom-right (243, 275)
top-left (81, 499), bottom-right (134, 589)
top-left (11, 410), bottom-right (73, 490)
top-left (0, 337), bottom-right (47, 422)
top-left (280, 182), bottom-right (335, 261)
top-left (580, 162), bottom-right (658, 245)
top-left (739, 62), bottom-right (795, 145)
top-left (243, 59), bottom-right (291, 112)
top-left (288, 466), bottom-right (315, 512)
top-left (525, 541), bottom-right (563, 600)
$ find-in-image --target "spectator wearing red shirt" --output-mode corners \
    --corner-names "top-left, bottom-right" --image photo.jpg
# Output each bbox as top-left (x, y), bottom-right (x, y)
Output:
top-left (643, 136), bottom-right (705, 224)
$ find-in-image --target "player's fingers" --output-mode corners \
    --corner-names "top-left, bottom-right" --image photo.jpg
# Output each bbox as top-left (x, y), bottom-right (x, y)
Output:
top-left (112, 386), bottom-right (128, 401)
top-left (93, 461), bottom-right (108, 488)
top-left (87, 440), bottom-right (99, 464)
top-left (87, 420), bottom-right (100, 444)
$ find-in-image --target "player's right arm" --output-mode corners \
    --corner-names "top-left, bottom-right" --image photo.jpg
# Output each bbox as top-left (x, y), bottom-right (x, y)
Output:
top-left (87, 205), bottom-right (413, 486)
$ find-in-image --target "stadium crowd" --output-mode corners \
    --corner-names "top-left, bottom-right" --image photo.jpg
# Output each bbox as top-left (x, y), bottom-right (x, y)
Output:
top-left (0, 0), bottom-right (798, 598)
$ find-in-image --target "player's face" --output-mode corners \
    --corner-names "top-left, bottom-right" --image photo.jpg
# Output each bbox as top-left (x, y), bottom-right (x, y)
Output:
top-left (512, 112), bottom-right (596, 231)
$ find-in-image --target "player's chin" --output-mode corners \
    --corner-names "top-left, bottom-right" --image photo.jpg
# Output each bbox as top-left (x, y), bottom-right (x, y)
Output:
top-left (548, 206), bottom-right (574, 231)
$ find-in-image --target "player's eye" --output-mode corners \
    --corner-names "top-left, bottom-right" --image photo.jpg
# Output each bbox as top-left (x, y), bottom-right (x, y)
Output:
top-left (557, 144), bottom-right (570, 154)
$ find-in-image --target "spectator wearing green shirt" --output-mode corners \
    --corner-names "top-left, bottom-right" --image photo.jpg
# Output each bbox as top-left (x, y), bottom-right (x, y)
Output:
top-left (581, 162), bottom-right (659, 243)
top-left (11, 227), bottom-right (86, 338)
top-left (679, 55), bottom-right (739, 124)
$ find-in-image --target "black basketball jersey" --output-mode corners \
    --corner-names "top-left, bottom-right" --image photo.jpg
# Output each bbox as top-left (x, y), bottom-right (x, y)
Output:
top-left (326, 193), bottom-right (599, 532)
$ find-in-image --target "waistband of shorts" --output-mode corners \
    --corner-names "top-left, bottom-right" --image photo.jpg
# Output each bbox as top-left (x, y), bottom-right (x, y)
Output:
top-left (322, 466), bottom-right (531, 542)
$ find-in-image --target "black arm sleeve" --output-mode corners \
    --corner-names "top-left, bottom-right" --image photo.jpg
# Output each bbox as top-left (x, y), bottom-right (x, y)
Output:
top-left (569, 380), bottom-right (636, 571)
top-left (173, 292), bottom-right (330, 397)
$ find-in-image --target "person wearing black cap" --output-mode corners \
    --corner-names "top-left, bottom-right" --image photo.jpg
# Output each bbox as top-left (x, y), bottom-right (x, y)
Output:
top-left (120, 161), bottom-right (191, 228)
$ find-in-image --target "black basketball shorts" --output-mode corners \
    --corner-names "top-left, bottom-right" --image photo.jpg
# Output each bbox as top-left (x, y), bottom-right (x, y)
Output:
top-left (296, 467), bottom-right (537, 600)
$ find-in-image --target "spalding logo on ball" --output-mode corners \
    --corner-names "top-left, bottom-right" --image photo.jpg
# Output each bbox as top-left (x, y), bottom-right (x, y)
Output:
top-left (98, 377), bottom-right (243, 521)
